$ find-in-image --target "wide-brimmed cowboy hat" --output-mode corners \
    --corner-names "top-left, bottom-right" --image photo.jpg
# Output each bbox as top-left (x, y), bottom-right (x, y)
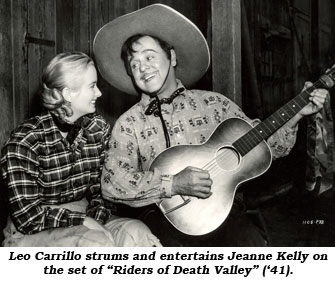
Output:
top-left (93, 4), bottom-right (210, 95)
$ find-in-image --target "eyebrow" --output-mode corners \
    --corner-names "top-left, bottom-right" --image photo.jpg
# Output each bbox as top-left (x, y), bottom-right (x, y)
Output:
top-left (129, 49), bottom-right (158, 62)
top-left (142, 49), bottom-right (158, 54)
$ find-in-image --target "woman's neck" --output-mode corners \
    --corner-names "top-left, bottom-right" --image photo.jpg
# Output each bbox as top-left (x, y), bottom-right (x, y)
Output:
top-left (59, 131), bottom-right (68, 138)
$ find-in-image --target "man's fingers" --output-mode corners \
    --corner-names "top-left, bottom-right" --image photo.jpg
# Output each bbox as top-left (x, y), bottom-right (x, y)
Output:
top-left (303, 81), bottom-right (313, 90)
top-left (195, 190), bottom-right (213, 199)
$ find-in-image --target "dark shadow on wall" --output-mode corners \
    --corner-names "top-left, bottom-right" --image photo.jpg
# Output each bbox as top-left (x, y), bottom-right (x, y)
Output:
top-left (0, 173), bottom-right (9, 245)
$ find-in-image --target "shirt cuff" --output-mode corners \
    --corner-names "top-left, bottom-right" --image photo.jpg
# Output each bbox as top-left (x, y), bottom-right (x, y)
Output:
top-left (67, 212), bottom-right (86, 227)
top-left (87, 206), bottom-right (112, 224)
top-left (283, 122), bottom-right (299, 135)
top-left (161, 174), bottom-right (173, 198)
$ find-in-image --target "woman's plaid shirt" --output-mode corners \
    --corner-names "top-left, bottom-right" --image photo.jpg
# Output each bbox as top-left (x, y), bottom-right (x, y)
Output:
top-left (1, 111), bottom-right (112, 234)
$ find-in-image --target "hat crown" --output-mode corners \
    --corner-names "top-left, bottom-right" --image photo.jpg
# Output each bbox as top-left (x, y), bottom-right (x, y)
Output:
top-left (93, 4), bottom-right (210, 95)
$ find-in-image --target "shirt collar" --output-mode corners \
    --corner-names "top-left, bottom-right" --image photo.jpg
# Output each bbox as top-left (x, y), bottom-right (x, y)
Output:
top-left (42, 111), bottom-right (99, 145)
top-left (140, 80), bottom-right (186, 107)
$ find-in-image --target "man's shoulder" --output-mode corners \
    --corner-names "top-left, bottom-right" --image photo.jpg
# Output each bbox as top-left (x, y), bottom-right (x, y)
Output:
top-left (114, 102), bottom-right (144, 124)
top-left (186, 89), bottom-right (228, 104)
top-left (188, 88), bottom-right (225, 97)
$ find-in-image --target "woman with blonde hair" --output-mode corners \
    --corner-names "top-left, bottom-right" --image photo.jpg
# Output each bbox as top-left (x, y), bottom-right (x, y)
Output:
top-left (1, 52), bottom-right (161, 247)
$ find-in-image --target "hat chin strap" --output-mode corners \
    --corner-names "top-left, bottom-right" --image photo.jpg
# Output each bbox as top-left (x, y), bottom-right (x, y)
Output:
top-left (139, 59), bottom-right (173, 148)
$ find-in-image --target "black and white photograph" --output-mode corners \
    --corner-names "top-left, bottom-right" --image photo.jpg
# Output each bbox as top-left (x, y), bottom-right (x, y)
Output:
top-left (0, 0), bottom-right (334, 279)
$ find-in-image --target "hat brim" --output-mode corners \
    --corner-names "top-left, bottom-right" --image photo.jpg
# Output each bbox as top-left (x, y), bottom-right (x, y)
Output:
top-left (93, 4), bottom-right (210, 95)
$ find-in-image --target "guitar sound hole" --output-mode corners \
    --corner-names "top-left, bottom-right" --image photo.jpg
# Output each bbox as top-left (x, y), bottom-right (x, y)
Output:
top-left (215, 146), bottom-right (240, 171)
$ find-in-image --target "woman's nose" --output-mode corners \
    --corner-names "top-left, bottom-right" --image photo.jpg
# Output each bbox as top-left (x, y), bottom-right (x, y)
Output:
top-left (95, 87), bottom-right (102, 97)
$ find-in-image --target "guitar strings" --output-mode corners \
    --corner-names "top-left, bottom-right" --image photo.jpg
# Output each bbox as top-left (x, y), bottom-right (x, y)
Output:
top-left (201, 148), bottom-right (237, 177)
top-left (198, 76), bottom-right (331, 178)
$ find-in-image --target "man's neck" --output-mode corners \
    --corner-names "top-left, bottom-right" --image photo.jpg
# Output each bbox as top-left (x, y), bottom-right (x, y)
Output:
top-left (150, 80), bottom-right (178, 100)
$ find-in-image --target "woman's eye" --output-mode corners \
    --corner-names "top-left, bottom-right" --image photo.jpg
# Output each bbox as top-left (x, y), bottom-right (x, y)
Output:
top-left (131, 62), bottom-right (139, 69)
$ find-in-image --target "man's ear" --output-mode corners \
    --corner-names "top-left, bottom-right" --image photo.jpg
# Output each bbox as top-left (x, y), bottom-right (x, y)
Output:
top-left (62, 87), bottom-right (71, 102)
top-left (171, 49), bottom-right (177, 67)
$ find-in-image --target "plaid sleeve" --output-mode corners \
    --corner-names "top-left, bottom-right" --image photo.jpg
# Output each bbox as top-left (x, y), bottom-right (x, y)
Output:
top-left (85, 119), bottom-right (112, 224)
top-left (2, 142), bottom-right (86, 234)
top-left (86, 183), bottom-right (112, 224)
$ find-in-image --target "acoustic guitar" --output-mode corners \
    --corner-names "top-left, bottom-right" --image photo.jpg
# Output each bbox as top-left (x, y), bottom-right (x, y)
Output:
top-left (149, 66), bottom-right (335, 236)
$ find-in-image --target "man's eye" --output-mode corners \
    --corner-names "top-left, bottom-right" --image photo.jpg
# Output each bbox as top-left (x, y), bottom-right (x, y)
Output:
top-left (147, 55), bottom-right (154, 61)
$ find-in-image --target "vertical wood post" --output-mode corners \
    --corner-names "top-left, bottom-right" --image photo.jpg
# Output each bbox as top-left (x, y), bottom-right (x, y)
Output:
top-left (311, 0), bottom-right (320, 79)
top-left (0, 0), bottom-right (14, 146)
top-left (211, 0), bottom-right (241, 106)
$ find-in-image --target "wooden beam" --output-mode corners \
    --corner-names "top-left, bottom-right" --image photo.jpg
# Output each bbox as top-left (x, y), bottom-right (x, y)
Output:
top-left (211, 0), bottom-right (241, 106)
top-left (311, 0), bottom-right (320, 79)
top-left (0, 0), bottom-right (14, 145)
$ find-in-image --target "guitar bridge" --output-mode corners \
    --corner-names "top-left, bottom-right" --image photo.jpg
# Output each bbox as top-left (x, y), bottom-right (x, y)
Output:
top-left (158, 195), bottom-right (191, 215)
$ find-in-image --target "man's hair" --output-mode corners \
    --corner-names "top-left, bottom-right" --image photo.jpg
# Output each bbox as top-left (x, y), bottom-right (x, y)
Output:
top-left (121, 34), bottom-right (174, 76)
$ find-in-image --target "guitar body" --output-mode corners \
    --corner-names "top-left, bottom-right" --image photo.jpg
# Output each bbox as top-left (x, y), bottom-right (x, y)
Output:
top-left (149, 118), bottom-right (272, 236)
top-left (149, 66), bottom-right (335, 235)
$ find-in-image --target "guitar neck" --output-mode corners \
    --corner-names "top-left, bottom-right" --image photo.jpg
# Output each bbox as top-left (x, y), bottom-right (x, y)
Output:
top-left (233, 71), bottom-right (335, 156)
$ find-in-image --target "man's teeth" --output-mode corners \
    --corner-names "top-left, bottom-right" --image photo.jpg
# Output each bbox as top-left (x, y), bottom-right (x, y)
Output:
top-left (144, 74), bottom-right (155, 81)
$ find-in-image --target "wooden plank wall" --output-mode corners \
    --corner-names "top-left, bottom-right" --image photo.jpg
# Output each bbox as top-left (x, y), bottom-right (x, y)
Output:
top-left (0, 0), bottom-right (216, 147)
top-left (212, 0), bottom-right (241, 106)
top-left (0, 0), bottom-right (14, 147)
top-left (241, 0), bottom-right (335, 194)
top-left (3, 0), bottom-right (333, 151)
top-left (244, 0), bottom-right (334, 117)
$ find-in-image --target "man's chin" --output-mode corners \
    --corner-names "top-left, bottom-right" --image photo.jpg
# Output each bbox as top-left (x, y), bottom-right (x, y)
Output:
top-left (136, 80), bottom-right (162, 95)
top-left (142, 87), bottom-right (161, 96)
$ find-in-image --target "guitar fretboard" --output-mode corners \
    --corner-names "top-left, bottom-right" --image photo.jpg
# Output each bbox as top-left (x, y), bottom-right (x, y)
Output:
top-left (233, 70), bottom-right (335, 156)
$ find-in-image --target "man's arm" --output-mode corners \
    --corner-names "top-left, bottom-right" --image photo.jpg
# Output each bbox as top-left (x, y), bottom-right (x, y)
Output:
top-left (101, 116), bottom-right (172, 207)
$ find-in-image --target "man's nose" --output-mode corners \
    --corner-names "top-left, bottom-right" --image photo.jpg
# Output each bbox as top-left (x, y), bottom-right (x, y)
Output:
top-left (139, 61), bottom-right (150, 72)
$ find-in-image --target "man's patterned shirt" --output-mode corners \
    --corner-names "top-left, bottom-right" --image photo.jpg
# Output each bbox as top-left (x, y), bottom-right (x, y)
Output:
top-left (102, 85), bottom-right (297, 207)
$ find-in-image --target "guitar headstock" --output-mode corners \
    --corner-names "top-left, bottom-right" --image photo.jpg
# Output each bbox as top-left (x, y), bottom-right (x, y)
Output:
top-left (320, 64), bottom-right (335, 89)
top-left (325, 64), bottom-right (335, 78)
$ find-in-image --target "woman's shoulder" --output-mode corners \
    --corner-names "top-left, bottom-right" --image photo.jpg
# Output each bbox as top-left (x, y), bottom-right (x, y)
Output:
top-left (7, 112), bottom-right (49, 143)
top-left (89, 114), bottom-right (108, 125)
top-left (84, 114), bottom-right (110, 132)
top-left (2, 112), bottom-right (51, 156)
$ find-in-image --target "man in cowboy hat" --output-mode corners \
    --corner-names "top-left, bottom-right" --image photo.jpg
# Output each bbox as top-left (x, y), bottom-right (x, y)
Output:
top-left (93, 4), bottom-right (327, 246)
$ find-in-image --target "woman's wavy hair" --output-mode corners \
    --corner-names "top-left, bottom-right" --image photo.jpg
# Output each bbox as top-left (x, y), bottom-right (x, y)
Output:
top-left (41, 52), bottom-right (94, 122)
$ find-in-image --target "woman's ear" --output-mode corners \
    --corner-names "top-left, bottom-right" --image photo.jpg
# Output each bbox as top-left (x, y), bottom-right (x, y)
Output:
top-left (62, 87), bottom-right (71, 102)
top-left (171, 49), bottom-right (177, 67)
